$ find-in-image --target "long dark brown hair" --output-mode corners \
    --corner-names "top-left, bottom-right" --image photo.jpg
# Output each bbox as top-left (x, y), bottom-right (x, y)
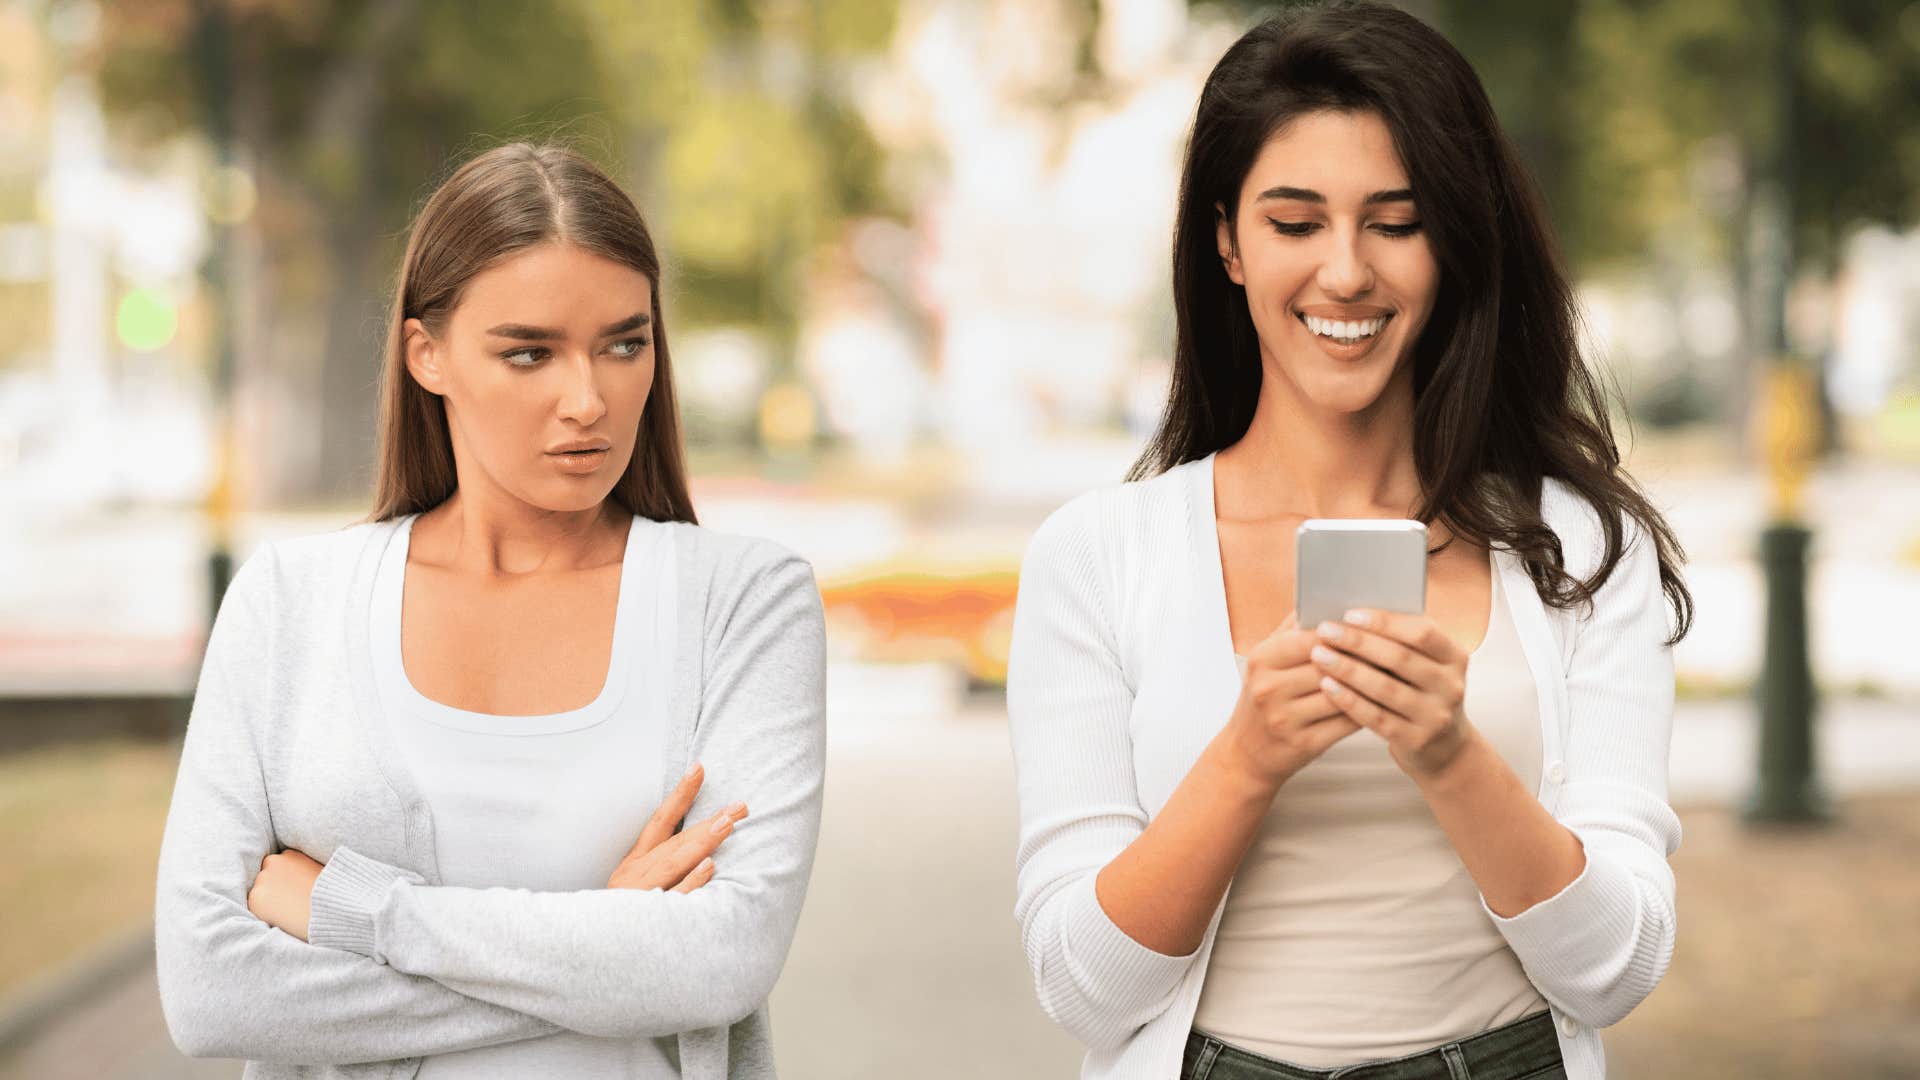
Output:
top-left (1133, 1), bottom-right (1692, 643)
top-left (369, 142), bottom-right (696, 525)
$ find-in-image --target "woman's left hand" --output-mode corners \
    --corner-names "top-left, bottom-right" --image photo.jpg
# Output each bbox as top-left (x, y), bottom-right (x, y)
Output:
top-left (1308, 608), bottom-right (1479, 782)
top-left (248, 849), bottom-right (324, 942)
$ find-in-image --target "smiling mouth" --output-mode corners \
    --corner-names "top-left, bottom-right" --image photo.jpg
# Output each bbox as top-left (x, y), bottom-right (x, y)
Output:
top-left (1296, 311), bottom-right (1392, 343)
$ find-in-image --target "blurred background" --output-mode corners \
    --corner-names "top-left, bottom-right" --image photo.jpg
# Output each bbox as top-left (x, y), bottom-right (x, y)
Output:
top-left (0, 0), bottom-right (1917, 1077)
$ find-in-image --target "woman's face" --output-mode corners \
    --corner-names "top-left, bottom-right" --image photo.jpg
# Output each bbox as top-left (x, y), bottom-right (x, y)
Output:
top-left (1217, 108), bottom-right (1439, 419)
top-left (405, 242), bottom-right (655, 514)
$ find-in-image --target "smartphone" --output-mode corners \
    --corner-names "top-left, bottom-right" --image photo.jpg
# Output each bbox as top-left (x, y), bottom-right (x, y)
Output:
top-left (1295, 519), bottom-right (1429, 629)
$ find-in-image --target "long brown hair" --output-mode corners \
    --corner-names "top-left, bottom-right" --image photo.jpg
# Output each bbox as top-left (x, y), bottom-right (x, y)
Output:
top-left (1135, 1), bottom-right (1692, 644)
top-left (369, 142), bottom-right (696, 525)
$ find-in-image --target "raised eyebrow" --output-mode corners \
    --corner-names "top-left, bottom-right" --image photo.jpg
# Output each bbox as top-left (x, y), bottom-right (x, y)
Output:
top-left (483, 312), bottom-right (652, 341)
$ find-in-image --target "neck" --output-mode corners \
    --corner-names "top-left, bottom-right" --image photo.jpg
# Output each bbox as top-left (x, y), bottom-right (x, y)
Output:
top-left (1216, 355), bottom-right (1422, 521)
top-left (415, 471), bottom-right (622, 577)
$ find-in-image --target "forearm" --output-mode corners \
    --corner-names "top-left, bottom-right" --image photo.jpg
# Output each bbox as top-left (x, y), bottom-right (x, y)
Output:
top-left (1094, 734), bottom-right (1278, 956)
top-left (312, 846), bottom-right (797, 1038)
top-left (1419, 730), bottom-right (1587, 917)
top-left (157, 882), bottom-right (563, 1063)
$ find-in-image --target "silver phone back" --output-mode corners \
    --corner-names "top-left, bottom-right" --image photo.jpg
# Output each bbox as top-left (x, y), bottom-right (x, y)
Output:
top-left (1295, 519), bottom-right (1428, 628)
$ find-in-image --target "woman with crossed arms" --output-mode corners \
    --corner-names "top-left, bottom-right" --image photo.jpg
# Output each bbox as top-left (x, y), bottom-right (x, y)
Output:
top-left (156, 143), bottom-right (825, 1078)
top-left (1008, 5), bottom-right (1693, 1079)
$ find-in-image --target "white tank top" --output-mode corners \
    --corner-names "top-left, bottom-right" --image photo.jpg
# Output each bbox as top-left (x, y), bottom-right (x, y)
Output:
top-left (1197, 549), bottom-right (1550, 1066)
top-left (371, 512), bottom-right (683, 1078)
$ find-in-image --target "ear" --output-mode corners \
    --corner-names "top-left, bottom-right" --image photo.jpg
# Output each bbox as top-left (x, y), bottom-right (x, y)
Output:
top-left (403, 318), bottom-right (448, 396)
top-left (1214, 201), bottom-right (1245, 286)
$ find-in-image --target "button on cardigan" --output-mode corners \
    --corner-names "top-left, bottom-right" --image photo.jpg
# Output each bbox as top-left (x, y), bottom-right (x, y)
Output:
top-left (1006, 454), bottom-right (1681, 1080)
top-left (154, 516), bottom-right (827, 1079)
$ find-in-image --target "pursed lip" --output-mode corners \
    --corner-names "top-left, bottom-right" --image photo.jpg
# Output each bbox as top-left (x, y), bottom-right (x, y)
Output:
top-left (545, 438), bottom-right (612, 455)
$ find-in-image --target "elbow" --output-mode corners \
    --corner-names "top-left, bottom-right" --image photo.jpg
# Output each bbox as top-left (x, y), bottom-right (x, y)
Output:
top-left (1029, 961), bottom-right (1156, 1054)
top-left (1554, 912), bottom-right (1676, 1030)
top-left (155, 939), bottom-right (234, 1060)
top-left (582, 942), bottom-right (785, 1038)
top-left (1570, 952), bottom-right (1672, 1031)
top-left (157, 974), bottom-right (244, 1061)
top-left (1038, 995), bottom-right (1136, 1055)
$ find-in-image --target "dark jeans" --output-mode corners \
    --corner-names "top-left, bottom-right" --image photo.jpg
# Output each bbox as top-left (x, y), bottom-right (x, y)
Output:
top-left (1181, 1012), bottom-right (1566, 1080)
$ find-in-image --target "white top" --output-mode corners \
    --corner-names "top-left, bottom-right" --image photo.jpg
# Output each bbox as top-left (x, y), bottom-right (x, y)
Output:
top-left (1006, 454), bottom-right (1681, 1080)
top-left (373, 513), bottom-right (681, 1077)
top-left (153, 515), bottom-right (828, 1080)
top-left (1197, 551), bottom-right (1550, 1066)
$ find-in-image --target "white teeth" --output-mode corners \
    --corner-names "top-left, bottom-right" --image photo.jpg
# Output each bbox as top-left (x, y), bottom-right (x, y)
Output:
top-left (1303, 314), bottom-right (1387, 341)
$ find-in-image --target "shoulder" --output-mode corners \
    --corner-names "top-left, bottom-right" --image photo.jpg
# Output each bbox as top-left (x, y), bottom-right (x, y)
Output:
top-left (1538, 476), bottom-right (1654, 579)
top-left (222, 520), bottom-right (390, 613)
top-left (668, 519), bottom-right (810, 578)
top-left (1025, 458), bottom-right (1194, 571)
top-left (666, 520), bottom-right (818, 615)
top-left (1535, 477), bottom-right (1669, 640)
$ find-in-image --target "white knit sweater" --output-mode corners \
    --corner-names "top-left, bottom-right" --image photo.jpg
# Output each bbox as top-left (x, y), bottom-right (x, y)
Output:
top-left (1007, 453), bottom-right (1681, 1080)
top-left (155, 516), bottom-right (827, 1079)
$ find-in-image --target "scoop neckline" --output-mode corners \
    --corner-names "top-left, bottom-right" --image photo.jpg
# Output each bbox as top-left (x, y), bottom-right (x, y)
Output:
top-left (1202, 453), bottom-right (1503, 664)
top-left (373, 513), bottom-right (643, 735)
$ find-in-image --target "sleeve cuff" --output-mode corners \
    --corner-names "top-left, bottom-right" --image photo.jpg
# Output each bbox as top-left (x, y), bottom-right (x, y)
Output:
top-left (1054, 873), bottom-right (1200, 1015)
top-left (1479, 831), bottom-right (1638, 979)
top-left (308, 845), bottom-right (423, 961)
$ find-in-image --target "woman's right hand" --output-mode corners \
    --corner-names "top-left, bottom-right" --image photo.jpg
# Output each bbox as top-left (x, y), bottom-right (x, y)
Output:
top-left (606, 763), bottom-right (748, 893)
top-left (1218, 613), bottom-right (1362, 788)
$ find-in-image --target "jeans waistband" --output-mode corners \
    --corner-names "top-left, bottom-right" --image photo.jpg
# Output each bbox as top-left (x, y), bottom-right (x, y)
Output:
top-left (1182, 1010), bottom-right (1563, 1080)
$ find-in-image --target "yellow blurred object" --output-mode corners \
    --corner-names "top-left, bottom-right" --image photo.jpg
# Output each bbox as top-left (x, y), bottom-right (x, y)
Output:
top-left (203, 164), bottom-right (259, 225)
top-left (758, 381), bottom-right (817, 453)
top-left (1755, 363), bottom-right (1819, 522)
top-left (207, 416), bottom-right (235, 552)
top-left (818, 563), bottom-right (1020, 685)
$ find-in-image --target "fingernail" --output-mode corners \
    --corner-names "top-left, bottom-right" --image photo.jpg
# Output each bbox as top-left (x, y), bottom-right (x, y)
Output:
top-left (724, 801), bottom-right (747, 817)
top-left (1344, 609), bottom-right (1373, 627)
top-left (684, 762), bottom-right (702, 779)
top-left (710, 814), bottom-right (731, 834)
top-left (1316, 622), bottom-right (1343, 642)
top-left (696, 857), bottom-right (713, 874)
top-left (1311, 645), bottom-right (1338, 666)
top-left (1321, 675), bottom-right (1343, 695)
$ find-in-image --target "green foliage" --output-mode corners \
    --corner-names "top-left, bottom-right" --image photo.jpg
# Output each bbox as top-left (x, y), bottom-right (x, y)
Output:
top-left (1193, 0), bottom-right (1919, 275)
top-left (93, 0), bottom-right (899, 345)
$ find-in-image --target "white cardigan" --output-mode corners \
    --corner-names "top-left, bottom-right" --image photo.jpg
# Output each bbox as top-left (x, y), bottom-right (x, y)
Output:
top-left (1006, 453), bottom-right (1680, 1080)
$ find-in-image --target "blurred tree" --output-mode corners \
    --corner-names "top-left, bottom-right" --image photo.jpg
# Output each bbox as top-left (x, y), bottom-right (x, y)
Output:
top-left (93, 0), bottom-right (897, 499)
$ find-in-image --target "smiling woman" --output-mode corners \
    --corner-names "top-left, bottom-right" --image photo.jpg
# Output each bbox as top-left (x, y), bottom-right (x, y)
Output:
top-left (153, 144), bottom-right (826, 1080)
top-left (1008, 4), bottom-right (1694, 1080)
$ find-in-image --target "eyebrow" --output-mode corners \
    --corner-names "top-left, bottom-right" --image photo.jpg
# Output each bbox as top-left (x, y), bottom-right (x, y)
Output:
top-left (1255, 186), bottom-right (1416, 205)
top-left (484, 312), bottom-right (651, 340)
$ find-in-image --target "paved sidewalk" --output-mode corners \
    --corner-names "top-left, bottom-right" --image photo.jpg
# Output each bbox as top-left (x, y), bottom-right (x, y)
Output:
top-left (2, 689), bottom-right (1913, 1079)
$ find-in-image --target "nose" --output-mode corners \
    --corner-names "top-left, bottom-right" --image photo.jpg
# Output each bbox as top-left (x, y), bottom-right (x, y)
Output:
top-left (1315, 225), bottom-right (1375, 299)
top-left (555, 351), bottom-right (608, 428)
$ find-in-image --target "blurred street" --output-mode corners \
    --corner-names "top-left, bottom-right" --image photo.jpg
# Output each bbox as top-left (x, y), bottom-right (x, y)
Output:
top-left (2, 684), bottom-right (1917, 1079)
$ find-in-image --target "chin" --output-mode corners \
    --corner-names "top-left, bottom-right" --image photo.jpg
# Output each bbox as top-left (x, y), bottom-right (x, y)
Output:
top-left (530, 484), bottom-right (617, 514)
top-left (1290, 369), bottom-right (1390, 415)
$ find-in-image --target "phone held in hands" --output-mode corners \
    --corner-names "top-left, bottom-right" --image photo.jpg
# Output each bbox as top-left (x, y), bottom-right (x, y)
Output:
top-left (1295, 519), bottom-right (1428, 629)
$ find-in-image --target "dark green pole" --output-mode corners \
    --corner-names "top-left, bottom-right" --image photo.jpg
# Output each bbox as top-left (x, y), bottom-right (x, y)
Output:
top-left (1743, 0), bottom-right (1825, 824)
top-left (1747, 521), bottom-right (1825, 820)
